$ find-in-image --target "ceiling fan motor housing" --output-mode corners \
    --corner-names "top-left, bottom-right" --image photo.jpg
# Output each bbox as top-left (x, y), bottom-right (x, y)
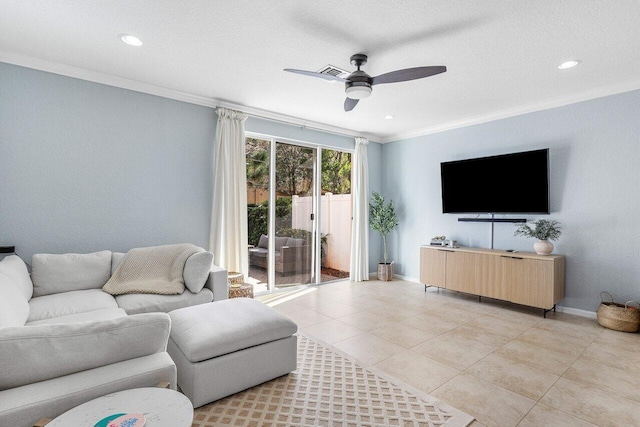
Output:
top-left (345, 70), bottom-right (372, 99)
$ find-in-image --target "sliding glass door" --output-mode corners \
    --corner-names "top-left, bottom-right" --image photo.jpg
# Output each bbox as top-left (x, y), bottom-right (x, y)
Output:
top-left (246, 134), bottom-right (352, 293)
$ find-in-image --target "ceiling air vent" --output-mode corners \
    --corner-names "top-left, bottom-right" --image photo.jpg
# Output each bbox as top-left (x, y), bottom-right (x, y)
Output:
top-left (317, 65), bottom-right (350, 79)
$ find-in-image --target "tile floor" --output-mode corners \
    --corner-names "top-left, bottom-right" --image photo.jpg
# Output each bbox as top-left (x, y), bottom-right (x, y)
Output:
top-left (258, 279), bottom-right (640, 427)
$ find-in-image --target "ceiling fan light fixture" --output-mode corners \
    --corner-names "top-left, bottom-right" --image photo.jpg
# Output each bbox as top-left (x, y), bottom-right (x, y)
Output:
top-left (384, 115), bottom-right (394, 120)
top-left (345, 85), bottom-right (372, 99)
top-left (558, 60), bottom-right (581, 70)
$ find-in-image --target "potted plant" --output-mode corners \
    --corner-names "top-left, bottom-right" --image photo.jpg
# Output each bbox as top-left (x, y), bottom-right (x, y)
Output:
top-left (514, 219), bottom-right (562, 255)
top-left (369, 192), bottom-right (399, 280)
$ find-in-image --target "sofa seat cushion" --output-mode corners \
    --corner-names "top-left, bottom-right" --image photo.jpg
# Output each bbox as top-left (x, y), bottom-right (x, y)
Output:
top-left (27, 289), bottom-right (118, 323)
top-left (31, 251), bottom-right (112, 297)
top-left (116, 288), bottom-right (213, 315)
top-left (169, 299), bottom-right (298, 363)
top-left (0, 352), bottom-right (176, 427)
top-left (26, 308), bottom-right (127, 326)
top-left (248, 247), bottom-right (268, 258)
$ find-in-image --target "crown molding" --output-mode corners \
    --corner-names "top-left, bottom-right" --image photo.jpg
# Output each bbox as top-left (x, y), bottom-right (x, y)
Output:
top-left (379, 79), bottom-right (640, 143)
top-left (0, 51), bottom-right (379, 142)
top-left (3, 50), bottom-right (639, 145)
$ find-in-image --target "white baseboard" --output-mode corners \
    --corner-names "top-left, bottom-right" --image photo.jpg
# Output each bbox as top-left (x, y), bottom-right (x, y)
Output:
top-left (555, 305), bottom-right (597, 319)
top-left (365, 273), bottom-right (598, 318)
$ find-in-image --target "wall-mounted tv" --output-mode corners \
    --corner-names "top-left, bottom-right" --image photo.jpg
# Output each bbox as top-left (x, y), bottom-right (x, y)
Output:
top-left (441, 148), bottom-right (550, 214)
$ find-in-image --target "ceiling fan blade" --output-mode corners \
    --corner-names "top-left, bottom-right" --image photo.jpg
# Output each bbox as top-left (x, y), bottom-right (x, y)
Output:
top-left (372, 66), bottom-right (446, 85)
top-left (284, 68), bottom-right (348, 83)
top-left (344, 98), bottom-right (359, 112)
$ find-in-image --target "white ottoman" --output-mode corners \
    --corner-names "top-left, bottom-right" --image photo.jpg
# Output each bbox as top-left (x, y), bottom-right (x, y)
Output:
top-left (167, 298), bottom-right (298, 407)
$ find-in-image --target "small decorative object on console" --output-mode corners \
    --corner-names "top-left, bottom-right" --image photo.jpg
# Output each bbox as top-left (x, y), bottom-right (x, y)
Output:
top-left (514, 219), bottom-right (561, 255)
top-left (430, 236), bottom-right (449, 246)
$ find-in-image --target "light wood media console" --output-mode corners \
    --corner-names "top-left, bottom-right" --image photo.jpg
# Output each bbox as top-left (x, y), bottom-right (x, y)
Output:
top-left (420, 246), bottom-right (565, 317)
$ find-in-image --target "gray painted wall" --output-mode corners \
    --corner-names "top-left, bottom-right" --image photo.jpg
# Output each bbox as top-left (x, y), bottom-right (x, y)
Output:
top-left (382, 89), bottom-right (640, 312)
top-left (0, 62), bottom-right (381, 272)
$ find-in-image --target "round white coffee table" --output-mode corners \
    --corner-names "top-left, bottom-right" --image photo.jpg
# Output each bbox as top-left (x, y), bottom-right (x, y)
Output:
top-left (47, 387), bottom-right (193, 427)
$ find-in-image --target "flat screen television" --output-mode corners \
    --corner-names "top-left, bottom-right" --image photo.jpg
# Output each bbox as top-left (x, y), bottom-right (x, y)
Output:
top-left (441, 148), bottom-right (550, 214)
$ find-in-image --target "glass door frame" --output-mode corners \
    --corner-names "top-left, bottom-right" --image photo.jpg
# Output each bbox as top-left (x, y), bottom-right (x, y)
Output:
top-left (246, 131), bottom-right (354, 294)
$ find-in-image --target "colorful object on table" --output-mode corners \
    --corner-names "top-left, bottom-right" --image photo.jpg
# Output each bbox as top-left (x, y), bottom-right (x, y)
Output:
top-left (94, 413), bottom-right (146, 427)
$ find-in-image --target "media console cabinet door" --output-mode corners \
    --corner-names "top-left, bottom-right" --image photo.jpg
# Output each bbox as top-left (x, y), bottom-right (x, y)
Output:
top-left (476, 254), bottom-right (511, 301)
top-left (420, 247), bottom-right (446, 287)
top-left (445, 251), bottom-right (478, 294)
top-left (508, 258), bottom-right (555, 309)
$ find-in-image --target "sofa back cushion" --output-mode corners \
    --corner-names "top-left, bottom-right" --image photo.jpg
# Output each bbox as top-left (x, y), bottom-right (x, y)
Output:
top-left (0, 255), bottom-right (33, 300)
top-left (111, 252), bottom-right (126, 275)
top-left (0, 312), bottom-right (171, 390)
top-left (31, 251), bottom-right (112, 297)
top-left (274, 236), bottom-right (288, 251)
top-left (0, 273), bottom-right (30, 328)
top-left (183, 249), bottom-right (213, 293)
top-left (286, 238), bottom-right (306, 247)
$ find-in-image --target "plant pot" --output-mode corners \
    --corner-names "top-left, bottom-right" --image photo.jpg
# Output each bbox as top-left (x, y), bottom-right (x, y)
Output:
top-left (534, 240), bottom-right (554, 255)
top-left (377, 262), bottom-right (394, 281)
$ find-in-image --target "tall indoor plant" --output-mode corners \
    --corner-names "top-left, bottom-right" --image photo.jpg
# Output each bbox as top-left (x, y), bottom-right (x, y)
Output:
top-left (369, 192), bottom-right (398, 280)
top-left (514, 219), bottom-right (562, 255)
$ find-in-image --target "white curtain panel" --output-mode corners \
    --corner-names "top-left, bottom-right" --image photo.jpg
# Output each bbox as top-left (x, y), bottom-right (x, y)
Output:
top-left (349, 137), bottom-right (370, 281)
top-left (209, 107), bottom-right (249, 277)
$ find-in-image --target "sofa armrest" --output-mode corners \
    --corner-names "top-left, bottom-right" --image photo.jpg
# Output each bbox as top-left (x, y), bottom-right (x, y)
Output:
top-left (0, 313), bottom-right (171, 391)
top-left (204, 265), bottom-right (228, 301)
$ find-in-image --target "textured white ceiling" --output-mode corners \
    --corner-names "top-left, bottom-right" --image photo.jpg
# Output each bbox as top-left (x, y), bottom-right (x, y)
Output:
top-left (1, 1), bottom-right (640, 142)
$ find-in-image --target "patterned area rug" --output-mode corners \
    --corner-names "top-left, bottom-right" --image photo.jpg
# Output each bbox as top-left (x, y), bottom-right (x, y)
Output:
top-left (192, 333), bottom-right (473, 427)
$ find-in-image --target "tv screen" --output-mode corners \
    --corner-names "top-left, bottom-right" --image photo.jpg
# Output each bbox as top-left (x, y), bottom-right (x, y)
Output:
top-left (441, 149), bottom-right (550, 214)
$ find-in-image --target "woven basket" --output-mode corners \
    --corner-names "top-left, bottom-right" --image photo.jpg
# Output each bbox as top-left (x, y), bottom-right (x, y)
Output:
top-left (596, 292), bottom-right (640, 333)
top-left (227, 271), bottom-right (245, 288)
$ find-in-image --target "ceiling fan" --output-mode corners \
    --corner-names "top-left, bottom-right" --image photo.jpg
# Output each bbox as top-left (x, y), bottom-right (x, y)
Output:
top-left (284, 54), bottom-right (446, 112)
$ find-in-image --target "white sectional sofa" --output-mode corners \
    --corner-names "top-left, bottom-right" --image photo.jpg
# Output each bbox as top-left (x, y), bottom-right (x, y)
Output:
top-left (0, 248), bottom-right (228, 427)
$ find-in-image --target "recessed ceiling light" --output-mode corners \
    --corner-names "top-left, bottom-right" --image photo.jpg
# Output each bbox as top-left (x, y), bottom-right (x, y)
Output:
top-left (119, 34), bottom-right (143, 47)
top-left (558, 60), bottom-right (581, 70)
top-left (384, 115), bottom-right (394, 120)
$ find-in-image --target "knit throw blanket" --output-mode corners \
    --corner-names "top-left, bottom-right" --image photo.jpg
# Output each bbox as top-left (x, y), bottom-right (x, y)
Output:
top-left (103, 244), bottom-right (199, 295)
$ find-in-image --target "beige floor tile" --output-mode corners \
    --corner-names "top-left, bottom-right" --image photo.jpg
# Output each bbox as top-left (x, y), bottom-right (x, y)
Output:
top-left (263, 299), bottom-right (304, 314)
top-left (517, 326), bottom-right (590, 357)
top-left (399, 312), bottom-right (459, 334)
top-left (535, 314), bottom-right (603, 343)
top-left (564, 356), bottom-right (640, 403)
top-left (541, 377), bottom-right (640, 426)
top-left (427, 304), bottom-right (485, 324)
top-left (411, 327), bottom-right (507, 370)
top-left (310, 302), bottom-right (365, 318)
top-left (580, 341), bottom-right (640, 373)
top-left (431, 373), bottom-right (535, 427)
top-left (496, 339), bottom-right (578, 376)
top-left (468, 421), bottom-right (487, 427)
top-left (287, 292), bottom-right (341, 309)
top-left (369, 322), bottom-right (438, 348)
top-left (372, 304), bottom-right (427, 322)
top-left (332, 332), bottom-right (405, 365)
top-left (336, 310), bottom-right (393, 331)
top-left (592, 327), bottom-right (640, 350)
top-left (283, 308), bottom-right (332, 328)
top-left (518, 403), bottom-right (597, 427)
top-left (465, 313), bottom-right (533, 340)
top-left (301, 319), bottom-right (363, 344)
top-left (465, 353), bottom-right (558, 400)
top-left (374, 350), bottom-right (460, 393)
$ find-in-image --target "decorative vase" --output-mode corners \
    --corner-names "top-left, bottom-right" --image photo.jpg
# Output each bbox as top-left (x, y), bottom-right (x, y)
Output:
top-left (534, 240), bottom-right (554, 255)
